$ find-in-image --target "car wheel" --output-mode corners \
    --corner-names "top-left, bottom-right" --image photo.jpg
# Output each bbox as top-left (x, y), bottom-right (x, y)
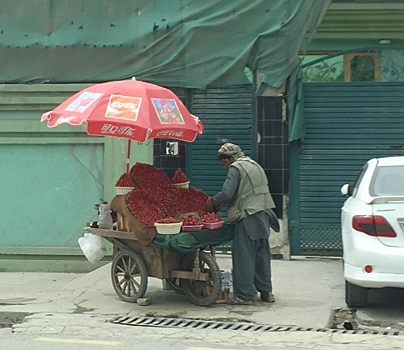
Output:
top-left (345, 280), bottom-right (368, 307)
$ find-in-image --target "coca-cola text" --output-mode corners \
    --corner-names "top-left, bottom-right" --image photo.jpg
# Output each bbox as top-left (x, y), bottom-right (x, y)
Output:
top-left (156, 130), bottom-right (184, 137)
top-left (101, 124), bottom-right (134, 136)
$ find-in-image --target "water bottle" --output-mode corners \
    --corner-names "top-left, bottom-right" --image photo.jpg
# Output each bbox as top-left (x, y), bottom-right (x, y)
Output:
top-left (98, 203), bottom-right (113, 230)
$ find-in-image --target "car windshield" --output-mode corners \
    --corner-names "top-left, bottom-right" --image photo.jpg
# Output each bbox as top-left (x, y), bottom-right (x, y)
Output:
top-left (370, 165), bottom-right (404, 196)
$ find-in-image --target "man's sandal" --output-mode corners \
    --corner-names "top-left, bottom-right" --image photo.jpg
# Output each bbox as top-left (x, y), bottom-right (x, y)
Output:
top-left (261, 293), bottom-right (275, 303)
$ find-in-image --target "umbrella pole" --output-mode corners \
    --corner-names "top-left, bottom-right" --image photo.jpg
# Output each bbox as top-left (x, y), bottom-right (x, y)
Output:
top-left (126, 139), bottom-right (131, 174)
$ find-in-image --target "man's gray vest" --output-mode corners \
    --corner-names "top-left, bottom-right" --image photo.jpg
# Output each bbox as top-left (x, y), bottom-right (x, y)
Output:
top-left (227, 157), bottom-right (275, 223)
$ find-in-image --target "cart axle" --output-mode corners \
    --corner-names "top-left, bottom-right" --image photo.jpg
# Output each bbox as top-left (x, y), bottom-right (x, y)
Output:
top-left (170, 270), bottom-right (210, 281)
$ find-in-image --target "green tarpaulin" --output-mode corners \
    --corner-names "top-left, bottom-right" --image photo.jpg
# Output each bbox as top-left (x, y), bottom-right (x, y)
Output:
top-left (1, 0), bottom-right (330, 141)
top-left (153, 225), bottom-right (234, 255)
top-left (0, 0), bottom-right (330, 92)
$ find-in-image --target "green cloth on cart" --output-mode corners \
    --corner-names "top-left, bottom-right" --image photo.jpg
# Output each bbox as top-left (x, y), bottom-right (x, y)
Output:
top-left (153, 224), bottom-right (234, 255)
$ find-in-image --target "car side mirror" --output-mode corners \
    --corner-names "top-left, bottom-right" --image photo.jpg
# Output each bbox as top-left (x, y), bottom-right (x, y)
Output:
top-left (341, 184), bottom-right (351, 197)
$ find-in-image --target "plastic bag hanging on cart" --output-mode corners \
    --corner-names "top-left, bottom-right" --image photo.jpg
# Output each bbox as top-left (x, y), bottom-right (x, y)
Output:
top-left (78, 233), bottom-right (107, 263)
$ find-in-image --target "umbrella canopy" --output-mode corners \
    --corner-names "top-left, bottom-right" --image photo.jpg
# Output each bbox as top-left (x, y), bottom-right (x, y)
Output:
top-left (41, 78), bottom-right (203, 143)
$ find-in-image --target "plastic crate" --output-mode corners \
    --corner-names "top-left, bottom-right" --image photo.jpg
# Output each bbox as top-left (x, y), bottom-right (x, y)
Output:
top-left (203, 221), bottom-right (225, 230)
top-left (115, 186), bottom-right (135, 195)
top-left (182, 224), bottom-right (203, 232)
top-left (172, 181), bottom-right (190, 189)
top-left (154, 221), bottom-right (182, 234)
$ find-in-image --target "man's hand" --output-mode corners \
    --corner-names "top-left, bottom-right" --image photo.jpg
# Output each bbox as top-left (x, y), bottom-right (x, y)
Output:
top-left (205, 197), bottom-right (214, 212)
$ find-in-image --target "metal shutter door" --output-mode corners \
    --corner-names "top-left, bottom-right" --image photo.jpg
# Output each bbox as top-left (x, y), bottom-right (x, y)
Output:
top-left (291, 82), bottom-right (404, 255)
top-left (188, 85), bottom-right (254, 197)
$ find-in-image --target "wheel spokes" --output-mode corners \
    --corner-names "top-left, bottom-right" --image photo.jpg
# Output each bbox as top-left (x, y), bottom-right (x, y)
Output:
top-left (117, 276), bottom-right (126, 287)
top-left (117, 265), bottom-right (125, 273)
top-left (186, 257), bottom-right (216, 299)
top-left (129, 277), bottom-right (138, 293)
top-left (114, 254), bottom-right (143, 297)
top-left (129, 261), bottom-right (137, 274)
top-left (127, 279), bottom-right (134, 295)
top-left (122, 280), bottom-right (129, 296)
top-left (131, 277), bottom-right (141, 289)
top-left (127, 256), bottom-right (133, 271)
top-left (122, 256), bottom-right (129, 272)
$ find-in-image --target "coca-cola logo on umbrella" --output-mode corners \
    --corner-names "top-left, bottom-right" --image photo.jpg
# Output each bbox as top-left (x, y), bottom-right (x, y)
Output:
top-left (156, 130), bottom-right (184, 137)
top-left (101, 124), bottom-right (135, 136)
top-left (105, 94), bottom-right (142, 121)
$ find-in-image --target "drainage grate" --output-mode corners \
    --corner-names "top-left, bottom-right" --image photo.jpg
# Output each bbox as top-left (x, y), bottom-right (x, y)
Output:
top-left (112, 316), bottom-right (404, 336)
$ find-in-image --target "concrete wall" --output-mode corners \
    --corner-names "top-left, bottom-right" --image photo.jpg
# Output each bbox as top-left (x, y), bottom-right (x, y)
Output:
top-left (0, 84), bottom-right (152, 272)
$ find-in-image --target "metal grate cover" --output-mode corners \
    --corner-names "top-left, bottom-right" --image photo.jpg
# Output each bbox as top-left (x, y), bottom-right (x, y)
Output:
top-left (112, 316), bottom-right (404, 336)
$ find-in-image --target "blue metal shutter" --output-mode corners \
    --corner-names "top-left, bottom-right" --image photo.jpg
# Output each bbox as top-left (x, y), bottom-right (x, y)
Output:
top-left (291, 82), bottom-right (404, 255)
top-left (188, 85), bottom-right (254, 197)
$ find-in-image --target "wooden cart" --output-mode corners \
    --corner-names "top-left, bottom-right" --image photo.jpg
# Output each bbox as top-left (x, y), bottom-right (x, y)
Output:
top-left (85, 227), bottom-right (223, 306)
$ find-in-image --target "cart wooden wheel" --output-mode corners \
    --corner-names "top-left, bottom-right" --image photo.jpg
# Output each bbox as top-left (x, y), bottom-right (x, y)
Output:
top-left (111, 249), bottom-right (148, 303)
top-left (180, 251), bottom-right (222, 306)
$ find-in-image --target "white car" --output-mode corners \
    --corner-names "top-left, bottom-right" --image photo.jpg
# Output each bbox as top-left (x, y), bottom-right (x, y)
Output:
top-left (341, 156), bottom-right (404, 307)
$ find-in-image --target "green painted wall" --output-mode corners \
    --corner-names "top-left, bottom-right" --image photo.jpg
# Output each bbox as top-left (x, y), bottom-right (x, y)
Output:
top-left (0, 84), bottom-right (152, 272)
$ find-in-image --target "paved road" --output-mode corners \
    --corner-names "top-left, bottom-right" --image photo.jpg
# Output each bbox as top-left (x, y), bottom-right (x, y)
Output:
top-left (2, 256), bottom-right (404, 334)
top-left (2, 312), bottom-right (404, 350)
top-left (0, 257), bottom-right (346, 329)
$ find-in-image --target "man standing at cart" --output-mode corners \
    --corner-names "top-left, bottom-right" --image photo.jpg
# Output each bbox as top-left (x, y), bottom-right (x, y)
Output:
top-left (205, 143), bottom-right (277, 305)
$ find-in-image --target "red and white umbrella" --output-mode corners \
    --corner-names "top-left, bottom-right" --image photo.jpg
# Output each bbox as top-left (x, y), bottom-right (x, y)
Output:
top-left (41, 78), bottom-right (204, 172)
